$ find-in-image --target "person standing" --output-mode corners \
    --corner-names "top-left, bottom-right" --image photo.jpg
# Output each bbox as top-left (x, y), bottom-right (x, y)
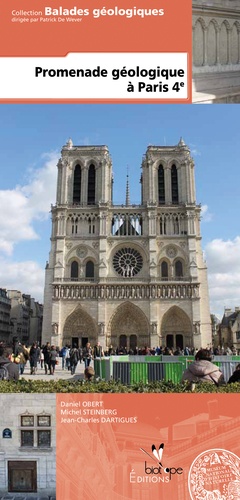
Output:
top-left (29, 342), bottom-right (40, 375)
top-left (93, 342), bottom-right (104, 359)
top-left (69, 345), bottom-right (79, 375)
top-left (49, 345), bottom-right (58, 375)
top-left (18, 345), bottom-right (28, 375)
top-left (40, 348), bottom-right (44, 369)
top-left (65, 346), bottom-right (70, 370)
top-left (60, 345), bottom-right (68, 370)
top-left (82, 342), bottom-right (93, 368)
top-left (42, 342), bottom-right (51, 374)
top-left (0, 346), bottom-right (19, 381)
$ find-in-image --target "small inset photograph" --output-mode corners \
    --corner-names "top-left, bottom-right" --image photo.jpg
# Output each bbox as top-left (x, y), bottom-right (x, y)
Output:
top-left (0, 393), bottom-right (56, 499)
top-left (192, 0), bottom-right (240, 103)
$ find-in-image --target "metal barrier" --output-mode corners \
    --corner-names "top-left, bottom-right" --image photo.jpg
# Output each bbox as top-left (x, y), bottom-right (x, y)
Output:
top-left (113, 362), bottom-right (130, 384)
top-left (95, 356), bottom-right (240, 384)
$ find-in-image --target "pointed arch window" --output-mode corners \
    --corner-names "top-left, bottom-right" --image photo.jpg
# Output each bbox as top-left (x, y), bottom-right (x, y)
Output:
top-left (160, 216), bottom-right (166, 235)
top-left (171, 165), bottom-right (179, 204)
top-left (88, 164), bottom-right (96, 205)
top-left (71, 261), bottom-right (79, 280)
top-left (173, 216), bottom-right (179, 234)
top-left (158, 165), bottom-right (165, 204)
top-left (86, 261), bottom-right (94, 279)
top-left (161, 261), bottom-right (168, 280)
top-left (73, 165), bottom-right (81, 203)
top-left (175, 260), bottom-right (183, 278)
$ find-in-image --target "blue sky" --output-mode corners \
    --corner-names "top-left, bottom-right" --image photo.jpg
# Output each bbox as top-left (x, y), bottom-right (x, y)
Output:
top-left (0, 104), bottom-right (240, 317)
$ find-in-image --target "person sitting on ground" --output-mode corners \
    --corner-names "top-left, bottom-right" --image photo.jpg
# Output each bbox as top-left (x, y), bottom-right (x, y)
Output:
top-left (228, 363), bottom-right (240, 384)
top-left (182, 348), bottom-right (225, 386)
top-left (84, 366), bottom-right (95, 381)
top-left (0, 346), bottom-right (19, 381)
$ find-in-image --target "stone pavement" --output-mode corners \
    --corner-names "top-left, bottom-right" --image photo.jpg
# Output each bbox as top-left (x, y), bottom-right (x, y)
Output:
top-left (19, 360), bottom-right (86, 382)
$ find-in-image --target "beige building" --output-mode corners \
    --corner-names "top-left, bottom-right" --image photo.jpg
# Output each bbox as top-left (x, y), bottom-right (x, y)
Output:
top-left (8, 290), bottom-right (43, 346)
top-left (0, 288), bottom-right (11, 343)
top-left (42, 139), bottom-right (212, 352)
top-left (193, 0), bottom-right (240, 103)
top-left (0, 394), bottom-right (56, 497)
top-left (215, 307), bottom-right (240, 352)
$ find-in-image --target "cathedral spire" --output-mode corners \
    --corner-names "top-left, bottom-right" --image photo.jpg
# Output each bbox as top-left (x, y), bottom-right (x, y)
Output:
top-left (125, 166), bottom-right (130, 206)
top-left (178, 137), bottom-right (185, 147)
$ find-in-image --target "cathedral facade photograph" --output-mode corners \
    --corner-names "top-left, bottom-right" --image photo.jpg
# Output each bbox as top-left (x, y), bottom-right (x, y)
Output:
top-left (42, 137), bottom-right (212, 353)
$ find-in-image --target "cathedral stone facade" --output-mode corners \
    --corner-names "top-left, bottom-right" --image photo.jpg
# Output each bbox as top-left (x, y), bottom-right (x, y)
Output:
top-left (193, 0), bottom-right (240, 103)
top-left (42, 139), bottom-right (212, 352)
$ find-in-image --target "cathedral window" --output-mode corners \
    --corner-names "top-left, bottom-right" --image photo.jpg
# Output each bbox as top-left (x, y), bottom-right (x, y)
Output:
top-left (158, 165), bottom-right (165, 204)
top-left (175, 260), bottom-right (183, 278)
top-left (171, 165), bottom-right (179, 203)
top-left (173, 216), bottom-right (179, 234)
top-left (160, 216), bottom-right (166, 235)
top-left (88, 164), bottom-right (96, 205)
top-left (86, 261), bottom-right (94, 279)
top-left (113, 247), bottom-right (143, 277)
top-left (161, 261), bottom-right (168, 280)
top-left (73, 165), bottom-right (81, 203)
top-left (88, 217), bottom-right (95, 234)
top-left (71, 261), bottom-right (79, 280)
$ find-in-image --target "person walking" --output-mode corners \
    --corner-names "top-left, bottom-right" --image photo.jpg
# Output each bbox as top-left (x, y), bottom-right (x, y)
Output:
top-left (69, 345), bottom-right (79, 375)
top-left (29, 342), bottom-right (40, 375)
top-left (49, 345), bottom-right (58, 375)
top-left (82, 342), bottom-right (93, 369)
top-left (60, 345), bottom-right (68, 370)
top-left (42, 342), bottom-right (51, 374)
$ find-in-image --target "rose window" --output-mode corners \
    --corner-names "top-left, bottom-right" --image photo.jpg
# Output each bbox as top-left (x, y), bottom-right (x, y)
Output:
top-left (113, 247), bottom-right (143, 277)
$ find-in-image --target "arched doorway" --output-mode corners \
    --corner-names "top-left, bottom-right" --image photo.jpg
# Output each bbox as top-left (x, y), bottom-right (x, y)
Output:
top-left (108, 302), bottom-right (150, 351)
top-left (161, 306), bottom-right (192, 350)
top-left (62, 306), bottom-right (97, 348)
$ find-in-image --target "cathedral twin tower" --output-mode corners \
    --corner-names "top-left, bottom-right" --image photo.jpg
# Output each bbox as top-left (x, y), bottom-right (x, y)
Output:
top-left (42, 138), bottom-right (212, 351)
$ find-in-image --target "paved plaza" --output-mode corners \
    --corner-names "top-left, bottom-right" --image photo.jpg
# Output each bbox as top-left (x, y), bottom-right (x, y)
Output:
top-left (19, 360), bottom-right (86, 381)
top-left (20, 358), bottom-right (86, 381)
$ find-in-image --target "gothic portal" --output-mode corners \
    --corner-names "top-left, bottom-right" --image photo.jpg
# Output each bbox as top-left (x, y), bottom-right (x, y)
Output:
top-left (42, 138), bottom-right (212, 351)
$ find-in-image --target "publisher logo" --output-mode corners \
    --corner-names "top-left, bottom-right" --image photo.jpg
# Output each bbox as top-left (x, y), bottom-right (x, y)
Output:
top-left (188, 448), bottom-right (240, 499)
top-left (129, 442), bottom-right (184, 484)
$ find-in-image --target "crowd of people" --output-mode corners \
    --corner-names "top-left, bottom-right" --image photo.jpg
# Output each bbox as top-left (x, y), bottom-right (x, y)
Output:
top-left (0, 339), bottom-right (240, 385)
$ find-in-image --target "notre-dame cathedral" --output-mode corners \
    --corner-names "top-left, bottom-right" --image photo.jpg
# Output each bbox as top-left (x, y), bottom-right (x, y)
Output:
top-left (42, 138), bottom-right (212, 351)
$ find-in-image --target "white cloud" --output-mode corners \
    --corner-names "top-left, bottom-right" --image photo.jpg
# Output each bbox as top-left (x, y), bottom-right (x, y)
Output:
top-left (190, 144), bottom-right (201, 156)
top-left (21, 151), bottom-right (58, 219)
top-left (0, 258), bottom-right (45, 302)
top-left (201, 204), bottom-right (213, 222)
top-left (205, 236), bottom-right (240, 317)
top-left (0, 152), bottom-right (58, 255)
top-left (0, 151), bottom-right (58, 301)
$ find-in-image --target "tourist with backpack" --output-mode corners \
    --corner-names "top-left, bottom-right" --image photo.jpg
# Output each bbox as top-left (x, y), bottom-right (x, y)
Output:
top-left (0, 346), bottom-right (19, 381)
top-left (69, 345), bottom-right (79, 375)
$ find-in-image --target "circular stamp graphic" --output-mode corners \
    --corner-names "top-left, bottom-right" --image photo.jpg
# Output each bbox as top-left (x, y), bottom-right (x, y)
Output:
top-left (188, 448), bottom-right (240, 500)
